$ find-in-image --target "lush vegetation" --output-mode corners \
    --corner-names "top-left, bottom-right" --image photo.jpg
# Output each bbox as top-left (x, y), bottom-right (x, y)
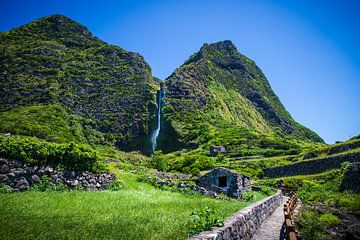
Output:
top-left (159, 40), bottom-right (323, 153)
top-left (0, 135), bottom-right (107, 172)
top-left (0, 170), bottom-right (267, 240)
top-left (0, 14), bottom-right (358, 240)
top-left (0, 104), bottom-right (104, 144)
top-left (300, 210), bottom-right (342, 240)
top-left (255, 166), bottom-right (360, 212)
top-left (0, 14), bottom-right (158, 153)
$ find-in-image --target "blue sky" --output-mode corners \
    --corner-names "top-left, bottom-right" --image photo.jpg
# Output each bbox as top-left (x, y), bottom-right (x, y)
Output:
top-left (1, 0), bottom-right (360, 143)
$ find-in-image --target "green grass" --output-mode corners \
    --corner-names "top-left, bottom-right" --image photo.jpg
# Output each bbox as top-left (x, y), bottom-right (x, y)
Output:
top-left (0, 170), bottom-right (267, 240)
top-left (0, 104), bottom-right (104, 145)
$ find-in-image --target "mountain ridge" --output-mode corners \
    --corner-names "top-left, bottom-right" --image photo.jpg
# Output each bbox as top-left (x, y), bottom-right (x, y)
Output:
top-left (0, 15), bottom-right (323, 155)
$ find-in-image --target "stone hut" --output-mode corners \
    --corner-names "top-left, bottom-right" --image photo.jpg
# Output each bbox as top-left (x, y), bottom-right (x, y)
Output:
top-left (198, 167), bottom-right (251, 199)
top-left (210, 146), bottom-right (227, 157)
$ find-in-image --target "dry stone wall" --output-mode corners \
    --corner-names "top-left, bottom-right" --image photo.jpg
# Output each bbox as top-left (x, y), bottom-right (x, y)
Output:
top-left (341, 162), bottom-right (360, 193)
top-left (264, 152), bottom-right (360, 178)
top-left (188, 190), bottom-right (282, 240)
top-left (0, 158), bottom-right (116, 192)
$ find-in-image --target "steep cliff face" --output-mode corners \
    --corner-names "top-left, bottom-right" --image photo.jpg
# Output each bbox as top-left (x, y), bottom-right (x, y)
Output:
top-left (0, 14), bottom-right (158, 152)
top-left (159, 40), bottom-right (323, 152)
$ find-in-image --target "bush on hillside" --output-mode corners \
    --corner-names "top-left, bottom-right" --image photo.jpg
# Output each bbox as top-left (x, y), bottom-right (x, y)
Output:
top-left (146, 150), bottom-right (169, 171)
top-left (0, 135), bottom-right (107, 173)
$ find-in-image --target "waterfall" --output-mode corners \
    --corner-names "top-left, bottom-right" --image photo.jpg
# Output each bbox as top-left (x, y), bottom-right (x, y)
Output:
top-left (151, 87), bottom-right (163, 152)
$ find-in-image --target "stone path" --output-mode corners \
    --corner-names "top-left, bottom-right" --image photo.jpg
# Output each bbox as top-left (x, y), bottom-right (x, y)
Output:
top-left (251, 196), bottom-right (288, 240)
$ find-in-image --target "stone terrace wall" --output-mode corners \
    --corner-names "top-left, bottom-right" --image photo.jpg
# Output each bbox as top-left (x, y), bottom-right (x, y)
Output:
top-left (329, 140), bottom-right (360, 155)
top-left (0, 158), bottom-right (116, 192)
top-left (341, 162), bottom-right (360, 193)
top-left (264, 152), bottom-right (360, 178)
top-left (188, 190), bottom-right (282, 240)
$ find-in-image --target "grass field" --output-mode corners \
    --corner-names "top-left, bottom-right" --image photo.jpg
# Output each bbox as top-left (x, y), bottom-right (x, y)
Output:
top-left (0, 171), bottom-right (267, 240)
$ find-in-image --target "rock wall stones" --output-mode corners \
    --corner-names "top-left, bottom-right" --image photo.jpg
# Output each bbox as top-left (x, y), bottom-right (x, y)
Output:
top-left (341, 162), bottom-right (360, 193)
top-left (264, 152), bottom-right (360, 178)
top-left (0, 158), bottom-right (116, 192)
top-left (329, 140), bottom-right (360, 155)
top-left (188, 190), bottom-right (282, 240)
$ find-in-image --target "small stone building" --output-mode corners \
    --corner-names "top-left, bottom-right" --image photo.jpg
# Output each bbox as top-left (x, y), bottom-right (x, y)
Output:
top-left (198, 167), bottom-right (251, 199)
top-left (210, 146), bottom-right (227, 157)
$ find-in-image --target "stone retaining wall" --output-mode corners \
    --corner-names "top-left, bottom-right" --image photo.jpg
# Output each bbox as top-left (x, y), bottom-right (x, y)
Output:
top-left (264, 152), bottom-right (360, 178)
top-left (341, 162), bottom-right (360, 193)
top-left (0, 158), bottom-right (116, 192)
top-left (329, 140), bottom-right (360, 155)
top-left (188, 190), bottom-right (282, 240)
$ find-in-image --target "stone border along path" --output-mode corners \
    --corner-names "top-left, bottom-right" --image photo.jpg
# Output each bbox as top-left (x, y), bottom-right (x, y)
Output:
top-left (188, 190), bottom-right (282, 240)
top-left (251, 196), bottom-right (288, 240)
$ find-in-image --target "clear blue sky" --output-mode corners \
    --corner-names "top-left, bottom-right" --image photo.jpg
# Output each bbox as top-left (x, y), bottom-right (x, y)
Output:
top-left (1, 0), bottom-right (360, 144)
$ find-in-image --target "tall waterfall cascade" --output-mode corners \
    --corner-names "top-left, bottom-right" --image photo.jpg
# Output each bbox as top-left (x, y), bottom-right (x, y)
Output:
top-left (151, 87), bottom-right (163, 152)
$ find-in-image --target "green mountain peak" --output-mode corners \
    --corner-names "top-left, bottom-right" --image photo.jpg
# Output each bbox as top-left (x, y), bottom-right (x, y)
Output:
top-left (159, 40), bottom-right (323, 153)
top-left (0, 15), bottom-right (158, 153)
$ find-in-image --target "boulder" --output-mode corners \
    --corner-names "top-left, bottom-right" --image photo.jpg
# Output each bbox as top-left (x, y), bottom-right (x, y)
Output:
top-left (0, 164), bottom-right (10, 173)
top-left (31, 174), bottom-right (40, 183)
top-left (0, 174), bottom-right (8, 182)
top-left (15, 177), bottom-right (29, 191)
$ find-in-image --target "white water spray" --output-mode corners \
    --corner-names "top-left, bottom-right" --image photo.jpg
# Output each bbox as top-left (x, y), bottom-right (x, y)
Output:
top-left (151, 87), bottom-right (163, 152)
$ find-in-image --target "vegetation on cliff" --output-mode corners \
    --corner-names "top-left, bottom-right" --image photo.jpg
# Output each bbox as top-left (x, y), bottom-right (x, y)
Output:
top-left (0, 14), bottom-right (158, 152)
top-left (159, 40), bottom-right (323, 153)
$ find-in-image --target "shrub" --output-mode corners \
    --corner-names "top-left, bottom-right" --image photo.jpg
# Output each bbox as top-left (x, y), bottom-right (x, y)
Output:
top-left (147, 151), bottom-right (168, 171)
top-left (189, 207), bottom-right (224, 234)
top-left (259, 186), bottom-right (276, 196)
top-left (31, 175), bottom-right (67, 192)
top-left (300, 209), bottom-right (343, 240)
top-left (0, 183), bottom-right (12, 193)
top-left (0, 136), bottom-right (107, 173)
top-left (300, 209), bottom-right (325, 240)
top-left (319, 213), bottom-right (341, 228)
top-left (241, 191), bottom-right (256, 202)
top-left (107, 179), bottom-right (126, 191)
top-left (190, 167), bottom-right (200, 176)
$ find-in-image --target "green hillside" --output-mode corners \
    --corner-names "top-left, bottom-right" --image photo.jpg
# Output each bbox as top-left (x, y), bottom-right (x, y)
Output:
top-left (158, 40), bottom-right (323, 153)
top-left (0, 14), bottom-right (158, 153)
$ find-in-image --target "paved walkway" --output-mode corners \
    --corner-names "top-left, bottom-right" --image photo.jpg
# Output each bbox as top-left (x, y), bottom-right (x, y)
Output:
top-left (251, 196), bottom-right (288, 240)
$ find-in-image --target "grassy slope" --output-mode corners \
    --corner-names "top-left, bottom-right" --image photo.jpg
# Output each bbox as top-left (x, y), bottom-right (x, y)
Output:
top-left (0, 104), bottom-right (104, 144)
top-left (0, 170), bottom-right (267, 240)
